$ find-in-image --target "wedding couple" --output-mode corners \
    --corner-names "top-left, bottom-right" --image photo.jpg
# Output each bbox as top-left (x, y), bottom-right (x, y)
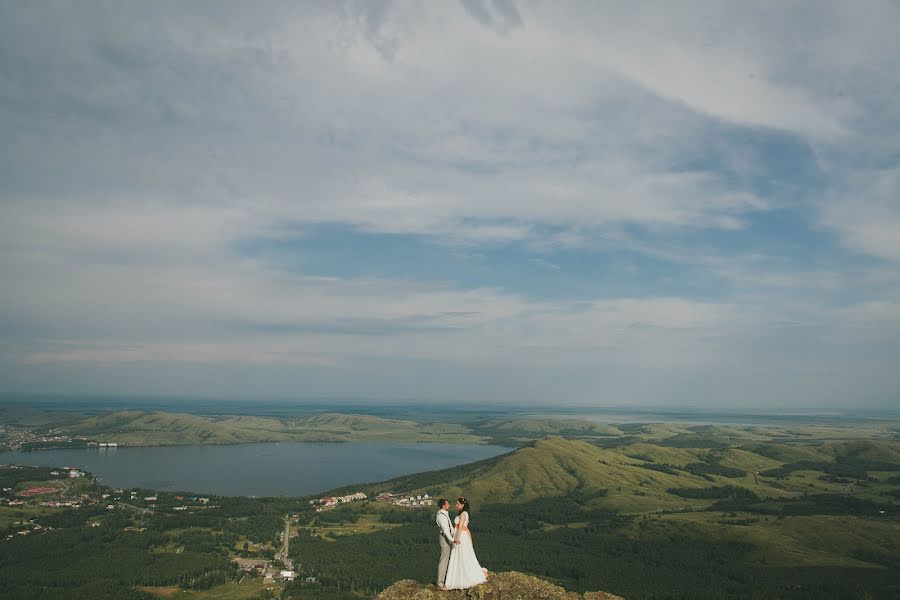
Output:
top-left (435, 496), bottom-right (488, 591)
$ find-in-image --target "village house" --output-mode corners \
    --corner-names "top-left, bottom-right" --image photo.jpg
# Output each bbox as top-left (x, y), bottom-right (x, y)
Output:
top-left (375, 491), bottom-right (434, 508)
top-left (313, 491), bottom-right (367, 511)
top-left (234, 558), bottom-right (268, 573)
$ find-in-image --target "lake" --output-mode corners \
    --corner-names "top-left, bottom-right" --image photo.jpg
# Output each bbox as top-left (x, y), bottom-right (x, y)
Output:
top-left (0, 442), bottom-right (510, 497)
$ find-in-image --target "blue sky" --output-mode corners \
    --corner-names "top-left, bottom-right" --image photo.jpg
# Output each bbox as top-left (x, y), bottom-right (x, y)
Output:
top-left (1, 1), bottom-right (899, 409)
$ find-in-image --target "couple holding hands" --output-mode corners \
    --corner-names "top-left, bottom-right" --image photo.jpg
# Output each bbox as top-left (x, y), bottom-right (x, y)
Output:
top-left (435, 496), bottom-right (489, 591)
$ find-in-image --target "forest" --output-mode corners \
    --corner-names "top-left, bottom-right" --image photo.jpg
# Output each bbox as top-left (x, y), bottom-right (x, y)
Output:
top-left (1, 422), bottom-right (898, 599)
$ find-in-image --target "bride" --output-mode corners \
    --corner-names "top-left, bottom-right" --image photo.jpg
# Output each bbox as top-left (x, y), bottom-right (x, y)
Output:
top-left (443, 496), bottom-right (488, 590)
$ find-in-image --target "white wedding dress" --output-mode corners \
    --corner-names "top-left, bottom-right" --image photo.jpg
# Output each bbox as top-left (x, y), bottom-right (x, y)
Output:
top-left (444, 512), bottom-right (488, 590)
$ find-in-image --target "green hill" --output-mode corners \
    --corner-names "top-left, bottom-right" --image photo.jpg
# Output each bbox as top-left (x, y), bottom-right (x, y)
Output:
top-left (60, 410), bottom-right (486, 446)
top-left (824, 440), bottom-right (900, 464)
top-left (360, 436), bottom-right (787, 512)
top-left (475, 418), bottom-right (624, 445)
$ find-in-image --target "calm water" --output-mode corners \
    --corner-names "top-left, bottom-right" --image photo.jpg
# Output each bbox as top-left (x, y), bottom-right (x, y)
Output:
top-left (0, 442), bottom-right (510, 496)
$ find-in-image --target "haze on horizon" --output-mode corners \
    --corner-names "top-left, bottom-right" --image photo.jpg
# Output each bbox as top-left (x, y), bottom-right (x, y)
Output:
top-left (1, 1), bottom-right (899, 410)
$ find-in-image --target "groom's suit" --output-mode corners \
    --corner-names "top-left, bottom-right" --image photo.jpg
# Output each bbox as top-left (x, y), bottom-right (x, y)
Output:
top-left (436, 508), bottom-right (456, 587)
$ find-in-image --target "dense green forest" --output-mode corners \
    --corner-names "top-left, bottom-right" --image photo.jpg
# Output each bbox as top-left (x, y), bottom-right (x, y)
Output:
top-left (2, 421), bottom-right (899, 599)
top-left (287, 500), bottom-right (899, 600)
top-left (3, 493), bottom-right (896, 600)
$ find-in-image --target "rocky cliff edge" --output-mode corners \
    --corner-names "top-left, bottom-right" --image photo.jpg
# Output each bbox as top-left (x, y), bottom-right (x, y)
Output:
top-left (375, 571), bottom-right (623, 600)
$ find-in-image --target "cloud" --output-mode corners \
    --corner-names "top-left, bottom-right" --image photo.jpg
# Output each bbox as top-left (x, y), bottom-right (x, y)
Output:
top-left (820, 167), bottom-right (900, 262)
top-left (1, 2), bottom-right (899, 407)
top-left (460, 0), bottom-right (523, 34)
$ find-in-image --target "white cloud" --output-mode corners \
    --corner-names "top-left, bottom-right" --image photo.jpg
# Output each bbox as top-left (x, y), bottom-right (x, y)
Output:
top-left (821, 167), bottom-right (900, 262)
top-left (1, 1), bottom-right (899, 407)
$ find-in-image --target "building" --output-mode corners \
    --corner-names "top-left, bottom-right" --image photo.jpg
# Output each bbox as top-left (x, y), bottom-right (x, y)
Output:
top-left (234, 558), bottom-right (268, 573)
top-left (376, 491), bottom-right (434, 508)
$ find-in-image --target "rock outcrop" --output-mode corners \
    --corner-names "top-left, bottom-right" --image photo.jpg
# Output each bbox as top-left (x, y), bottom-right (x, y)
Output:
top-left (375, 571), bottom-right (623, 600)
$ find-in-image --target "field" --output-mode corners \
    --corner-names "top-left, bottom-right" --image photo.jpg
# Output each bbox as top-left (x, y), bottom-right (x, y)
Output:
top-left (308, 516), bottom-right (402, 542)
top-left (50, 411), bottom-right (487, 446)
top-left (138, 579), bottom-right (269, 599)
top-left (1, 414), bottom-right (898, 599)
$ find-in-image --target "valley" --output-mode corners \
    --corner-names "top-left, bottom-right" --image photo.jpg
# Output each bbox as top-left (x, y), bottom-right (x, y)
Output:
top-left (1, 413), bottom-right (898, 599)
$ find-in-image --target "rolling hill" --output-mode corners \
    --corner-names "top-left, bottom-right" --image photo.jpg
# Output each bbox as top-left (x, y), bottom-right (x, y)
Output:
top-left (58, 410), bottom-right (487, 446)
top-left (355, 436), bottom-right (796, 512)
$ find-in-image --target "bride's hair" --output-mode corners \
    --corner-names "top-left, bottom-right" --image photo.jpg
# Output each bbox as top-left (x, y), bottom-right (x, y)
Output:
top-left (457, 496), bottom-right (470, 514)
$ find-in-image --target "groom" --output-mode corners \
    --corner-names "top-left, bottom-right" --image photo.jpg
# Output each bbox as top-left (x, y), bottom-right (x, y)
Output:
top-left (435, 498), bottom-right (455, 589)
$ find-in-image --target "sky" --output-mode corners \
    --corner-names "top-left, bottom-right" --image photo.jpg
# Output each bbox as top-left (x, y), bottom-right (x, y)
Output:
top-left (1, 1), bottom-right (899, 410)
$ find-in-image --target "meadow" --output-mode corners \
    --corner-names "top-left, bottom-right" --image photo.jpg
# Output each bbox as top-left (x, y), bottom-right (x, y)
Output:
top-left (1, 414), bottom-right (898, 599)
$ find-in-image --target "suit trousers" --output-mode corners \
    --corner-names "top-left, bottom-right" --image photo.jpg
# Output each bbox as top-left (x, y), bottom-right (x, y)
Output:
top-left (437, 535), bottom-right (452, 586)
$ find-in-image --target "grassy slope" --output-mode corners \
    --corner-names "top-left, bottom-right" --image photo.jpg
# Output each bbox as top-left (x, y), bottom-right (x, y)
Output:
top-left (322, 431), bottom-right (898, 592)
top-left (4, 424), bottom-right (899, 597)
top-left (361, 437), bottom-right (789, 512)
top-left (356, 432), bottom-right (900, 514)
top-left (482, 418), bottom-right (623, 436)
top-left (60, 411), bottom-right (486, 446)
top-left (660, 512), bottom-right (900, 569)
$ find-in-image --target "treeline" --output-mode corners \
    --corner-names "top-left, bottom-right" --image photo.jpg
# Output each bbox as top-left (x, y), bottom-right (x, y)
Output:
top-left (752, 443), bottom-right (900, 481)
top-left (286, 497), bottom-right (900, 599)
top-left (656, 434), bottom-right (729, 448)
top-left (668, 485), bottom-right (758, 500)
top-left (682, 461), bottom-right (745, 478)
top-left (713, 493), bottom-right (897, 517)
top-left (0, 489), bottom-right (314, 599)
top-left (761, 459), bottom-right (894, 480)
top-left (379, 508), bottom-right (432, 524)
top-left (0, 523), bottom-right (232, 599)
top-left (0, 466), bottom-right (57, 489)
top-left (762, 460), bottom-right (863, 479)
top-left (316, 507), bottom-right (360, 524)
top-left (636, 460), bottom-right (745, 479)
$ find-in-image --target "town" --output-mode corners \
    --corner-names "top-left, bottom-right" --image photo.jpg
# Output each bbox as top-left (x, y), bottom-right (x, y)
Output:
top-left (309, 490), bottom-right (435, 511)
top-left (0, 462), bottom-right (392, 596)
top-left (310, 491), bottom-right (367, 511)
top-left (0, 423), bottom-right (120, 452)
top-left (375, 491), bottom-right (434, 507)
